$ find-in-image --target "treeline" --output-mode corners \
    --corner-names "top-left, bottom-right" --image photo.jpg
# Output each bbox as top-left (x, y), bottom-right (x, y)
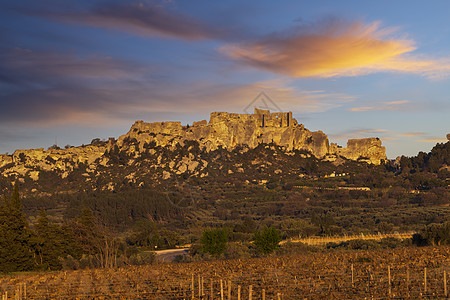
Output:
top-left (1, 185), bottom-right (183, 273)
top-left (22, 187), bottom-right (182, 231)
top-left (396, 141), bottom-right (450, 174)
top-left (185, 222), bottom-right (450, 263)
top-left (0, 185), bottom-right (79, 272)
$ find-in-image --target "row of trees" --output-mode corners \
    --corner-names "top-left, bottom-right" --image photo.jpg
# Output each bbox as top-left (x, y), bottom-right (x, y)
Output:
top-left (0, 185), bottom-right (81, 272)
top-left (0, 185), bottom-right (135, 273)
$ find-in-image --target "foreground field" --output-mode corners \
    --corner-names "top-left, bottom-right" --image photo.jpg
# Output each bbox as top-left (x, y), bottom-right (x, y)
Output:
top-left (0, 246), bottom-right (449, 299)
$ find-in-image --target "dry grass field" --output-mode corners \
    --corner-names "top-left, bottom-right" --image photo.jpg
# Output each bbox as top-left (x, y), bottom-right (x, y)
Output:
top-left (1, 246), bottom-right (449, 299)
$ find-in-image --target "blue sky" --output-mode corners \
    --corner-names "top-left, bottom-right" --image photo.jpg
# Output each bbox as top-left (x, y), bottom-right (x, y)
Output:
top-left (1, 0), bottom-right (449, 158)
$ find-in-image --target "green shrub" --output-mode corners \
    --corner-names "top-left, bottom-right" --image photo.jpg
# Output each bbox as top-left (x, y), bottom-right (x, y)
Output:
top-left (201, 228), bottom-right (229, 257)
top-left (253, 226), bottom-right (281, 254)
top-left (413, 222), bottom-right (450, 246)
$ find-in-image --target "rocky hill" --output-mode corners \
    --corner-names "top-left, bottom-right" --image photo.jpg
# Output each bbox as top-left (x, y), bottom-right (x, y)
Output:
top-left (0, 109), bottom-right (386, 187)
top-left (118, 108), bottom-right (385, 164)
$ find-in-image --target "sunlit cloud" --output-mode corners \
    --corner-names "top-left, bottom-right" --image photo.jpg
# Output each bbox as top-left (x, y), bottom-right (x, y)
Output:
top-left (385, 100), bottom-right (408, 105)
top-left (220, 18), bottom-right (450, 78)
top-left (350, 107), bottom-right (374, 112)
top-left (417, 138), bottom-right (448, 143)
top-left (133, 78), bottom-right (355, 117)
top-left (0, 46), bottom-right (354, 128)
top-left (397, 132), bottom-right (424, 137)
top-left (331, 128), bottom-right (390, 141)
top-left (350, 100), bottom-right (409, 112)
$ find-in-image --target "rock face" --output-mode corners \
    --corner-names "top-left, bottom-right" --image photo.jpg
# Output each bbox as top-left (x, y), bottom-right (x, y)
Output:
top-left (333, 138), bottom-right (386, 165)
top-left (119, 108), bottom-right (331, 158)
top-left (0, 109), bottom-right (386, 181)
top-left (118, 108), bottom-right (385, 164)
top-left (0, 145), bottom-right (108, 180)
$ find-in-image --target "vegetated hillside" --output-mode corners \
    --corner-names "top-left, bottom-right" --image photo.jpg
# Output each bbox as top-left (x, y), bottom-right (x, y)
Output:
top-left (0, 140), bottom-right (449, 274)
top-left (0, 140), bottom-right (448, 244)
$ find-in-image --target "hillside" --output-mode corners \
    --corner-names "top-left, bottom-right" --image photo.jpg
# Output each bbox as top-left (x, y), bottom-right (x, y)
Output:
top-left (0, 113), bottom-right (447, 238)
top-left (0, 109), bottom-right (386, 188)
top-left (0, 111), bottom-right (449, 274)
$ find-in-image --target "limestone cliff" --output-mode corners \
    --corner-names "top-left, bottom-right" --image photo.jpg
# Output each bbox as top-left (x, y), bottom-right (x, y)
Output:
top-left (0, 109), bottom-right (386, 182)
top-left (0, 145), bottom-right (108, 180)
top-left (118, 109), bottom-right (329, 156)
top-left (332, 138), bottom-right (386, 165)
top-left (117, 108), bottom-right (385, 164)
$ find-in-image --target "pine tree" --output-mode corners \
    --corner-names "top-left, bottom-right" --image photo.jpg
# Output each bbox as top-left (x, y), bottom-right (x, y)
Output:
top-left (32, 209), bottom-right (81, 270)
top-left (71, 208), bottom-right (102, 255)
top-left (0, 184), bottom-right (35, 273)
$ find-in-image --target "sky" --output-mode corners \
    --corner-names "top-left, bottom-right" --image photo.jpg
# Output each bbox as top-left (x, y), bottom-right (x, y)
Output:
top-left (1, 0), bottom-right (449, 158)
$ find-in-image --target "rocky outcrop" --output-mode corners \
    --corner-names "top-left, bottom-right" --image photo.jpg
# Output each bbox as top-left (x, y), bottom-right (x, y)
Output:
top-left (0, 109), bottom-right (386, 182)
top-left (0, 154), bottom-right (13, 168)
top-left (447, 133), bottom-right (450, 141)
top-left (118, 109), bottom-right (330, 157)
top-left (117, 108), bottom-right (385, 164)
top-left (0, 144), bottom-right (108, 180)
top-left (332, 138), bottom-right (386, 165)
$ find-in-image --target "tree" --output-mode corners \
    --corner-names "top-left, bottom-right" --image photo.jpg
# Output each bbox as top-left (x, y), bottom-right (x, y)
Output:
top-left (412, 222), bottom-right (450, 247)
top-left (201, 228), bottom-right (229, 257)
top-left (91, 138), bottom-right (101, 145)
top-left (32, 209), bottom-right (81, 270)
top-left (71, 209), bottom-right (120, 268)
top-left (71, 209), bottom-right (101, 255)
top-left (126, 219), bottom-right (161, 248)
top-left (422, 222), bottom-right (450, 245)
top-left (311, 212), bottom-right (336, 235)
top-left (0, 184), bottom-right (35, 272)
top-left (253, 226), bottom-right (281, 255)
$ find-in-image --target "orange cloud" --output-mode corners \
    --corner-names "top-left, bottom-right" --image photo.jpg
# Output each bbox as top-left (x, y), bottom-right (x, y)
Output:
top-left (417, 138), bottom-right (448, 143)
top-left (350, 100), bottom-right (409, 112)
top-left (397, 132), bottom-right (424, 137)
top-left (220, 18), bottom-right (450, 78)
top-left (350, 107), bottom-right (374, 112)
top-left (385, 100), bottom-right (408, 105)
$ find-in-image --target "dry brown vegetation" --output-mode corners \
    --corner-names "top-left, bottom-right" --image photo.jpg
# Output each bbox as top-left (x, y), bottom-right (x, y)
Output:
top-left (0, 246), bottom-right (449, 299)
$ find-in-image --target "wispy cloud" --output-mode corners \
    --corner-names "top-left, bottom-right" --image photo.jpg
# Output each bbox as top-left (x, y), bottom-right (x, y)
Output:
top-left (220, 17), bottom-right (450, 79)
top-left (331, 128), bottom-right (390, 141)
top-left (1, 48), bottom-right (145, 82)
top-left (349, 107), bottom-right (374, 112)
top-left (0, 46), bottom-right (353, 128)
top-left (417, 138), bottom-right (448, 143)
top-left (0, 47), bottom-right (155, 126)
top-left (350, 100), bottom-right (409, 112)
top-left (20, 1), bottom-right (243, 41)
top-left (385, 100), bottom-right (408, 105)
top-left (397, 132), bottom-right (424, 137)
